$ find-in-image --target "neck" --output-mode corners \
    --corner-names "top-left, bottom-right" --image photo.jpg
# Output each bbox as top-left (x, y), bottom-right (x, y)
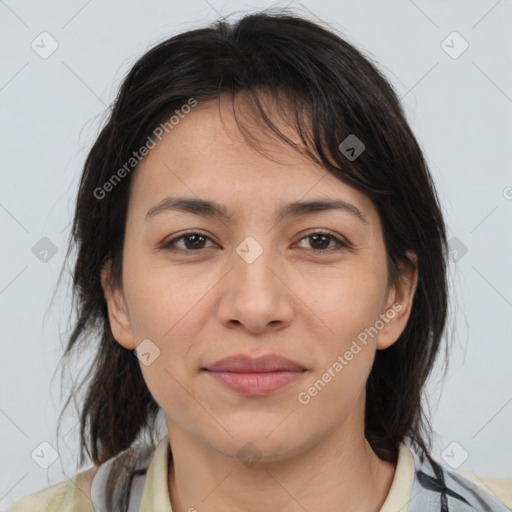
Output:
top-left (167, 407), bottom-right (396, 512)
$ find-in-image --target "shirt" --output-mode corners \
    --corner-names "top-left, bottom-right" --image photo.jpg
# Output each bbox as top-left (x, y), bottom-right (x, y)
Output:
top-left (6, 434), bottom-right (512, 511)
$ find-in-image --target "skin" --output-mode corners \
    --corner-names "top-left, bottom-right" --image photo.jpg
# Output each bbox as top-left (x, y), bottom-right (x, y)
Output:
top-left (101, 92), bottom-right (418, 512)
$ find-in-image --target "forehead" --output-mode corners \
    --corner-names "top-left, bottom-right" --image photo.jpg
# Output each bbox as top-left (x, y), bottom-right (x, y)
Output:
top-left (128, 94), bottom-right (378, 225)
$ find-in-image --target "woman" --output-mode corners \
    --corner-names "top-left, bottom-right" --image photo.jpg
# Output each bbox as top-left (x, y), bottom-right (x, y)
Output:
top-left (9, 10), bottom-right (511, 512)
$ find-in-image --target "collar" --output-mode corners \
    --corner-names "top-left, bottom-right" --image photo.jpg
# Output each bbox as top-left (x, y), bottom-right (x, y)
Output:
top-left (138, 435), bottom-right (416, 511)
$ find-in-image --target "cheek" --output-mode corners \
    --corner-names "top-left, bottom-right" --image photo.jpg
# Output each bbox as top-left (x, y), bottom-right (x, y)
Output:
top-left (304, 260), bottom-right (388, 341)
top-left (298, 260), bottom-right (386, 406)
top-left (122, 251), bottom-right (212, 343)
top-left (121, 255), bottom-right (208, 405)
top-left (295, 270), bottom-right (383, 421)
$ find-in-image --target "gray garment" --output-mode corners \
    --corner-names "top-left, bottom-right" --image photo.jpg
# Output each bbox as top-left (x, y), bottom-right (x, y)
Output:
top-left (408, 448), bottom-right (511, 511)
top-left (90, 444), bottom-right (510, 511)
top-left (90, 455), bottom-right (146, 512)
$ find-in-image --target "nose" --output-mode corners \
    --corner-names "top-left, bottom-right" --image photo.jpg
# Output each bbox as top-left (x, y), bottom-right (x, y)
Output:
top-left (216, 242), bottom-right (294, 334)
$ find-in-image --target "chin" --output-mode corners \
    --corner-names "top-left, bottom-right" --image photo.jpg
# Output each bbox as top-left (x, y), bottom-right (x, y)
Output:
top-left (209, 429), bottom-right (306, 464)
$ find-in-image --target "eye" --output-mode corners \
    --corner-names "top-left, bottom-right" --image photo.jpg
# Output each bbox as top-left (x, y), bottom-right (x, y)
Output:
top-left (161, 230), bottom-right (350, 254)
top-left (295, 231), bottom-right (350, 253)
top-left (162, 232), bottom-right (216, 251)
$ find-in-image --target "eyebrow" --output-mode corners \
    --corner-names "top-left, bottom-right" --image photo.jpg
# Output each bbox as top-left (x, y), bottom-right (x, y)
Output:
top-left (145, 196), bottom-right (368, 225)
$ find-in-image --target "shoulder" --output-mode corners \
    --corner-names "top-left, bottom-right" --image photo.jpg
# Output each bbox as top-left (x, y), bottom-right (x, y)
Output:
top-left (437, 464), bottom-right (512, 511)
top-left (7, 466), bottom-right (97, 512)
top-left (407, 445), bottom-right (512, 511)
top-left (454, 469), bottom-right (512, 510)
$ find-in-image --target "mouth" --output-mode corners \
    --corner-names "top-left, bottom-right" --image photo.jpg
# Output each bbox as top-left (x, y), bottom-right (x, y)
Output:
top-left (202, 354), bottom-right (307, 396)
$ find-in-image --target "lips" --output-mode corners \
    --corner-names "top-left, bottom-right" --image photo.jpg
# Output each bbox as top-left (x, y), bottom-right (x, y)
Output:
top-left (203, 354), bottom-right (307, 396)
top-left (204, 354), bottom-right (306, 373)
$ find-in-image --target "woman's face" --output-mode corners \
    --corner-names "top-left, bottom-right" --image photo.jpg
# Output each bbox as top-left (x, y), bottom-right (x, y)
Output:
top-left (102, 94), bottom-right (417, 463)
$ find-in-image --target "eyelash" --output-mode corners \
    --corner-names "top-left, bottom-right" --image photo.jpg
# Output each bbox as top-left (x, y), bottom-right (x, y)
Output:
top-left (161, 230), bottom-right (350, 255)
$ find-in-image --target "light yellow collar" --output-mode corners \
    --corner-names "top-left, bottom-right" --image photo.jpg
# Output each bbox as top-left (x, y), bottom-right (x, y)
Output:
top-left (138, 435), bottom-right (173, 511)
top-left (379, 442), bottom-right (415, 512)
top-left (139, 435), bottom-right (416, 512)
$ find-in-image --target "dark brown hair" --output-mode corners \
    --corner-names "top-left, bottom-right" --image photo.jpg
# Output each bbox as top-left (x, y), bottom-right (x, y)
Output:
top-left (56, 8), bottom-right (449, 510)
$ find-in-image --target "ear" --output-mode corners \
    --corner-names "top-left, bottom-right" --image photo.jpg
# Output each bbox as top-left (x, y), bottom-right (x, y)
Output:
top-left (376, 251), bottom-right (418, 350)
top-left (100, 262), bottom-right (136, 350)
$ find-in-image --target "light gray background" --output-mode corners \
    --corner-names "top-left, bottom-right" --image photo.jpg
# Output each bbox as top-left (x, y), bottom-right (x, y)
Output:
top-left (1, 0), bottom-right (511, 507)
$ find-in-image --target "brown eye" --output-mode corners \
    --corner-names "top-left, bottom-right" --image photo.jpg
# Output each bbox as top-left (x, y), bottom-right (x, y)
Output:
top-left (162, 230), bottom-right (349, 254)
top-left (296, 231), bottom-right (349, 253)
top-left (163, 232), bottom-right (215, 251)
